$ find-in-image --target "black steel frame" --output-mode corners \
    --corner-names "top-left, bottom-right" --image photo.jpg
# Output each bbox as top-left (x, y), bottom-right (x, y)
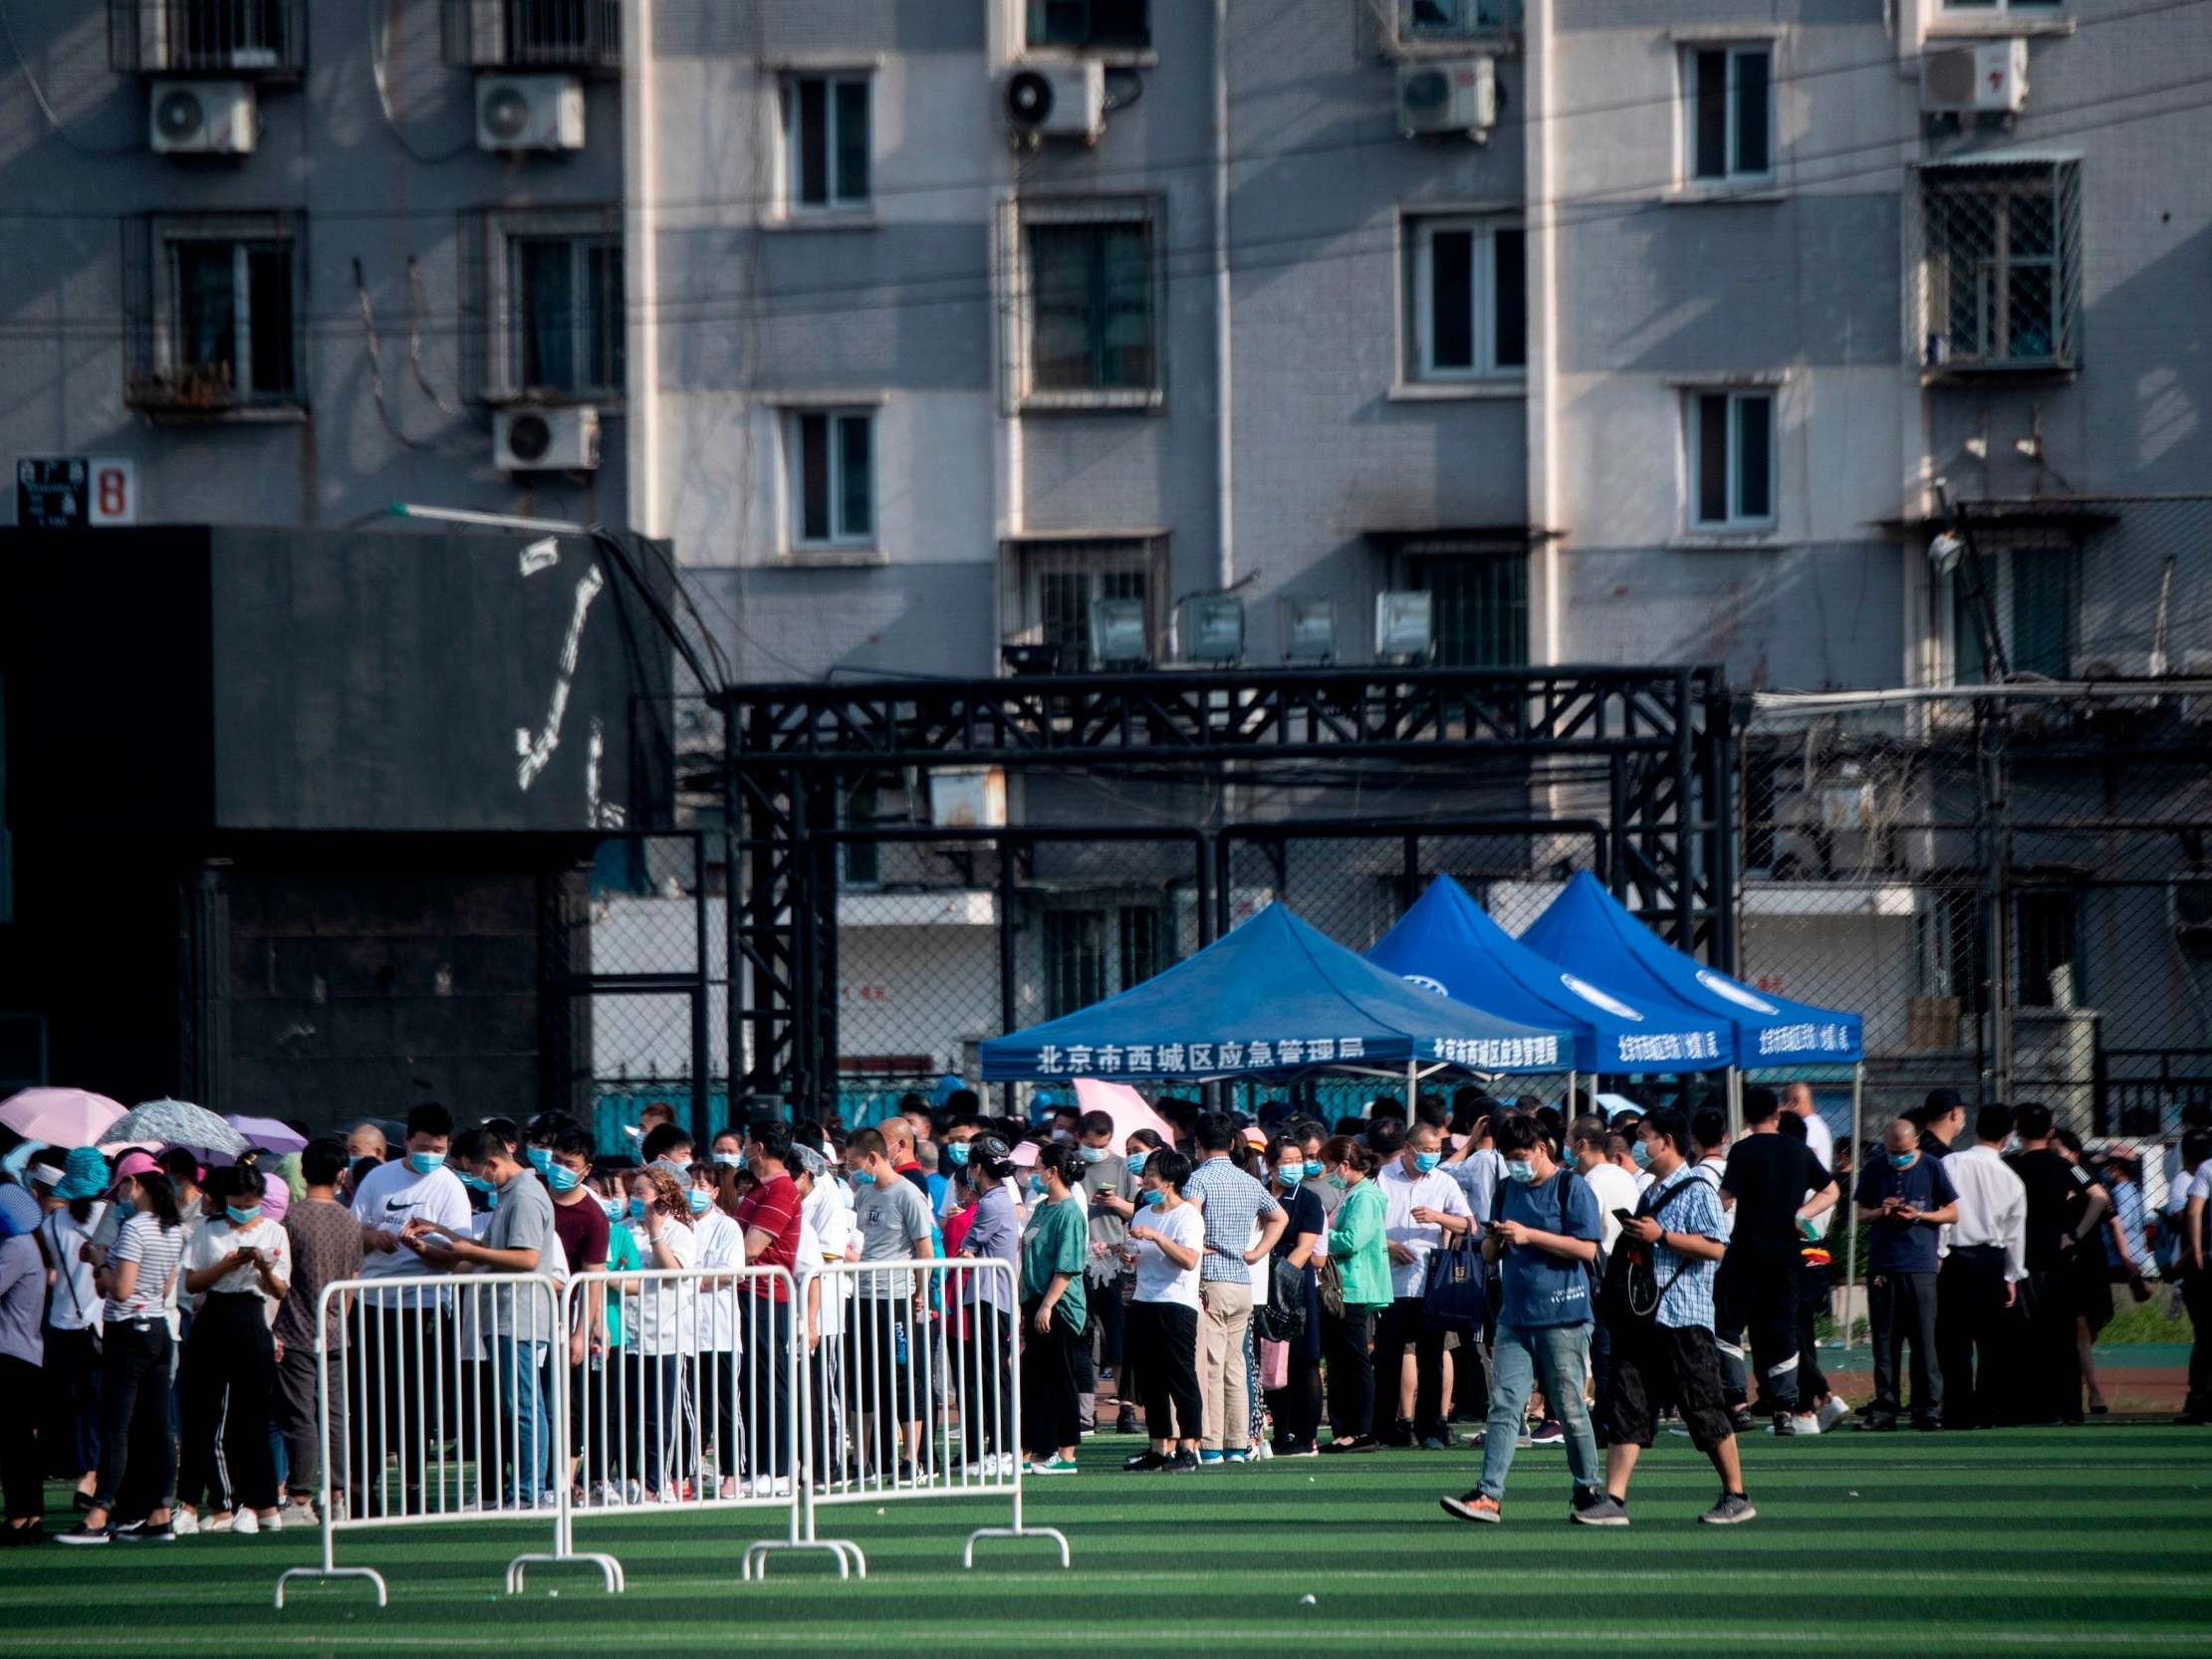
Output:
top-left (718, 666), bottom-right (1736, 1108)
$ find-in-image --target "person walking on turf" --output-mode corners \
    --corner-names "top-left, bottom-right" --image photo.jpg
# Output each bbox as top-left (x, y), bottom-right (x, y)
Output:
top-left (1440, 1111), bottom-right (1615, 1526)
top-left (1595, 1108), bottom-right (1755, 1526)
top-left (1854, 1117), bottom-right (1959, 1431)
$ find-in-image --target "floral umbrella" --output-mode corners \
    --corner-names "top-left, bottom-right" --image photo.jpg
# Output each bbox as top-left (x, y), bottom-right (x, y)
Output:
top-left (97, 1097), bottom-right (248, 1160)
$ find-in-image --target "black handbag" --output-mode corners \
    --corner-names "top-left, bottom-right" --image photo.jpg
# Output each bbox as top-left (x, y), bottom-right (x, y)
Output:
top-left (1256, 1254), bottom-right (1308, 1343)
top-left (1422, 1232), bottom-right (1487, 1333)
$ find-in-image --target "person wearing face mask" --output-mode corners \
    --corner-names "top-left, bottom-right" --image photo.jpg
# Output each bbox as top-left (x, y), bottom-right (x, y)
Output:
top-left (950, 1136), bottom-right (1020, 1475)
top-left (1072, 1109), bottom-right (1137, 1436)
top-left (1019, 1144), bottom-right (1089, 1475)
top-left (273, 1138), bottom-right (362, 1527)
top-left (937, 1118), bottom-right (981, 1219)
top-left (1852, 1117), bottom-right (1959, 1432)
top-left (1368, 1119), bottom-right (1472, 1451)
top-left (619, 1166), bottom-right (698, 1500)
top-left (1262, 1134), bottom-right (1327, 1456)
top-left (1316, 1139), bottom-right (1390, 1453)
top-left (345, 1101), bottom-right (469, 1518)
top-left (1120, 1148), bottom-right (1204, 1471)
top-left (685, 1160), bottom-right (748, 1496)
top-left (173, 1164), bottom-right (292, 1537)
top-left (845, 1126), bottom-right (936, 1484)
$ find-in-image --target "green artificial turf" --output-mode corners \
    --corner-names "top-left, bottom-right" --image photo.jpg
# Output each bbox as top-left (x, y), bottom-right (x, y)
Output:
top-left (7, 1428), bottom-right (2211, 1657)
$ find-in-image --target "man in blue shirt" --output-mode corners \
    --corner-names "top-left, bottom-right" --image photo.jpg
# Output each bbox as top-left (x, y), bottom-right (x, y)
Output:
top-left (1439, 1111), bottom-right (1609, 1527)
top-left (1852, 1117), bottom-right (1959, 1431)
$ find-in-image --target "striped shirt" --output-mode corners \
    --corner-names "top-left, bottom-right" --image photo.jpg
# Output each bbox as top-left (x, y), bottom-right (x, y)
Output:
top-left (1181, 1156), bottom-right (1282, 1284)
top-left (106, 1212), bottom-right (186, 1323)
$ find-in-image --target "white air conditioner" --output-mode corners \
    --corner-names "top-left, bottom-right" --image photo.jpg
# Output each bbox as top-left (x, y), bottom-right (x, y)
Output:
top-left (149, 80), bottom-right (255, 154)
top-left (1003, 60), bottom-right (1106, 142)
top-left (1397, 57), bottom-right (1495, 138)
top-left (476, 74), bottom-right (587, 152)
top-left (1920, 39), bottom-right (2029, 115)
top-left (496, 405), bottom-right (601, 472)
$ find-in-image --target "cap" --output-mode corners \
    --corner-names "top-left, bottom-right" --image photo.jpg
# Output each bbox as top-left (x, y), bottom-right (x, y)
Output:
top-left (106, 1149), bottom-right (160, 1196)
top-left (55, 1145), bottom-right (114, 1202)
top-left (1240, 1126), bottom-right (1268, 1149)
top-left (259, 1170), bottom-right (291, 1223)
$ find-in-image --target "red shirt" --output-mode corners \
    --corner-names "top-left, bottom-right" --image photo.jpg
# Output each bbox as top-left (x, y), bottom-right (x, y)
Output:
top-left (735, 1173), bottom-right (803, 1302)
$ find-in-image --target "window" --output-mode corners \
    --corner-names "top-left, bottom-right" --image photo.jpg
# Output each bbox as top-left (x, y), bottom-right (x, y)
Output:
top-left (1117, 905), bottom-right (1166, 989)
top-left (781, 75), bottom-right (870, 213)
top-left (503, 230), bottom-right (623, 397)
top-left (785, 408), bottom-right (875, 549)
top-left (1016, 202), bottom-right (1160, 405)
top-left (124, 216), bottom-right (303, 411)
top-left (1922, 160), bottom-right (2083, 371)
top-left (450, 0), bottom-right (621, 71)
top-left (2014, 888), bottom-right (2082, 1008)
top-left (1026, 0), bottom-right (1148, 50)
top-left (121, 0), bottom-right (303, 75)
top-left (1940, 0), bottom-right (2061, 12)
top-left (1015, 538), bottom-right (1162, 669)
top-left (1683, 46), bottom-right (1772, 184)
top-left (1043, 911), bottom-right (1106, 1019)
top-left (1686, 389), bottom-right (1776, 530)
top-left (1405, 215), bottom-right (1525, 381)
top-left (1399, 0), bottom-right (1517, 40)
top-left (1407, 545), bottom-right (1529, 667)
top-left (1950, 531), bottom-right (2078, 681)
top-left (842, 780), bottom-right (882, 887)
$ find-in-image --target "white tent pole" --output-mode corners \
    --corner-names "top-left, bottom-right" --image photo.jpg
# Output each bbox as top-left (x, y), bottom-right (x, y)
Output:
top-left (1726, 1066), bottom-right (1743, 1139)
top-left (1843, 1060), bottom-right (1863, 1349)
top-left (1568, 1069), bottom-right (1579, 1115)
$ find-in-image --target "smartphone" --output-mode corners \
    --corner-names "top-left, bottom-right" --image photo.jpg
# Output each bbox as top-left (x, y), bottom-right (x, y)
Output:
top-left (1610, 1208), bottom-right (1636, 1227)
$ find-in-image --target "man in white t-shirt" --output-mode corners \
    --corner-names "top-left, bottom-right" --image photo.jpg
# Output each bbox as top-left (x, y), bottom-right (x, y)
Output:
top-left (346, 1102), bottom-right (470, 1518)
top-left (1371, 1119), bottom-right (1472, 1450)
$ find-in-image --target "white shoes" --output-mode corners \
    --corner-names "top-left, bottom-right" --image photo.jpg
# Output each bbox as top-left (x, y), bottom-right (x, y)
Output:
top-left (1816, 1395), bottom-right (1851, 1431)
top-left (171, 1509), bottom-right (201, 1538)
top-left (230, 1509), bottom-right (260, 1536)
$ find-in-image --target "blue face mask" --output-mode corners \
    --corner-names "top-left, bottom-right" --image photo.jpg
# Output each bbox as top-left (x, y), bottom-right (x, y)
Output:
top-left (945, 1142), bottom-right (971, 1167)
top-left (599, 1196), bottom-right (624, 1223)
top-left (1888, 1150), bottom-right (1918, 1170)
top-left (1079, 1145), bottom-right (1106, 1165)
top-left (117, 1191), bottom-right (136, 1216)
top-left (712, 1151), bottom-right (745, 1169)
top-left (526, 1147), bottom-right (553, 1176)
top-left (688, 1190), bottom-right (713, 1215)
top-left (1029, 1174), bottom-right (1049, 1197)
top-left (546, 1164), bottom-right (582, 1194)
top-left (1126, 1152), bottom-right (1149, 1176)
top-left (459, 1172), bottom-right (494, 1195)
top-left (406, 1151), bottom-right (445, 1175)
top-left (1305, 1160), bottom-right (1323, 1179)
top-left (627, 1197), bottom-right (648, 1222)
top-left (1277, 1166), bottom-right (1303, 1188)
top-left (225, 1204), bottom-right (260, 1226)
top-left (1630, 1142), bottom-right (1652, 1169)
top-left (1139, 1189), bottom-right (1164, 1207)
top-left (1413, 1151), bottom-right (1441, 1174)
top-left (1505, 1159), bottom-right (1538, 1185)
top-left (851, 1169), bottom-right (876, 1188)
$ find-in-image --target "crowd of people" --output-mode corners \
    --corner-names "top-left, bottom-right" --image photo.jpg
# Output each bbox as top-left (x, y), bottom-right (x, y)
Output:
top-left (0, 1083), bottom-right (2202, 1546)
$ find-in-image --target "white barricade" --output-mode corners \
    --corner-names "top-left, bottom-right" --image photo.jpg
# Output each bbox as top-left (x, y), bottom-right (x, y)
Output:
top-left (799, 1258), bottom-right (1068, 1573)
top-left (275, 1273), bottom-right (616, 1608)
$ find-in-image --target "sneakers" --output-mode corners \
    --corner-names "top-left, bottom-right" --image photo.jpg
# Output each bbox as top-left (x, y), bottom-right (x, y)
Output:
top-left (1114, 1407), bottom-right (1141, 1435)
top-left (1438, 1491), bottom-right (1503, 1525)
top-left (170, 1509), bottom-right (201, 1538)
top-left (1418, 1436), bottom-right (1450, 1452)
top-left (1198, 1449), bottom-right (1226, 1468)
top-left (1854, 1414), bottom-right (1897, 1433)
top-left (230, 1509), bottom-right (260, 1536)
top-left (1276, 1439), bottom-right (1320, 1458)
top-left (1529, 1420), bottom-right (1566, 1446)
top-left (1699, 1492), bottom-right (1758, 1526)
top-left (1123, 1451), bottom-right (1168, 1472)
top-left (1029, 1457), bottom-right (1080, 1476)
top-left (1165, 1451), bottom-right (1200, 1472)
top-left (1773, 1413), bottom-right (1820, 1436)
top-left (1573, 1493), bottom-right (1630, 1528)
top-left (56, 1523), bottom-right (111, 1545)
top-left (1816, 1395), bottom-right (1851, 1431)
top-left (1224, 1449), bottom-right (1251, 1465)
top-left (1727, 1408), bottom-right (1758, 1436)
top-left (117, 1520), bottom-right (175, 1543)
top-left (280, 1499), bottom-right (320, 1529)
top-left (1770, 1413), bottom-right (1799, 1437)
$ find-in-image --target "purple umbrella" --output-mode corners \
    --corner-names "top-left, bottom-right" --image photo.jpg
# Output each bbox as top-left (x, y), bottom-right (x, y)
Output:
top-left (224, 1114), bottom-right (308, 1155)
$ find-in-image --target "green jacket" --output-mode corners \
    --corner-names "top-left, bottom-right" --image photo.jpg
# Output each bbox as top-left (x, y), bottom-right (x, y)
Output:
top-left (1325, 1179), bottom-right (1392, 1308)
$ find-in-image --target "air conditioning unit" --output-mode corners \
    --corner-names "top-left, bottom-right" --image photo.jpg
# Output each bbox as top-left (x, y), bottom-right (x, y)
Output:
top-left (1003, 60), bottom-right (1106, 143)
top-left (476, 74), bottom-right (586, 152)
top-left (1920, 39), bottom-right (2029, 115)
top-left (149, 80), bottom-right (255, 154)
top-left (495, 405), bottom-right (601, 472)
top-left (1396, 56), bottom-right (1496, 138)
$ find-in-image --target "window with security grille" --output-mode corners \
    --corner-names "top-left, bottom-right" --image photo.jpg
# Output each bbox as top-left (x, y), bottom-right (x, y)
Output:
top-left (1404, 215), bottom-right (1526, 381)
top-left (1016, 539), bottom-right (1162, 669)
top-left (1950, 530), bottom-right (2079, 681)
top-left (1027, 0), bottom-right (1148, 49)
top-left (1406, 545), bottom-right (1529, 667)
top-left (1118, 905), bottom-right (1166, 988)
top-left (1921, 160), bottom-right (2083, 370)
top-left (1686, 389), bottom-right (1776, 529)
top-left (1015, 200), bottom-right (1161, 405)
top-left (124, 215), bottom-right (305, 411)
top-left (1683, 46), bottom-right (1772, 183)
top-left (782, 75), bottom-right (870, 213)
top-left (1043, 911), bottom-right (1106, 1019)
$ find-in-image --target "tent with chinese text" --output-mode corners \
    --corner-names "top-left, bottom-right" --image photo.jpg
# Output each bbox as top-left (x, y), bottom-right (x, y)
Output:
top-left (978, 901), bottom-right (1575, 1082)
top-left (1516, 871), bottom-right (1862, 1066)
top-left (1364, 874), bottom-right (1735, 1072)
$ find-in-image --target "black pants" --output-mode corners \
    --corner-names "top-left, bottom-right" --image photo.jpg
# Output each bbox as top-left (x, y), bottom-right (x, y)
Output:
top-left (176, 1292), bottom-right (279, 1514)
top-left (741, 1296), bottom-right (793, 1479)
top-left (1020, 1302), bottom-right (1085, 1458)
top-left (92, 1319), bottom-right (174, 1517)
top-left (2182, 1269), bottom-right (2211, 1421)
top-left (347, 1300), bottom-right (449, 1518)
top-left (1321, 1304), bottom-right (1376, 1442)
top-left (41, 1324), bottom-right (101, 1478)
top-left (1129, 1301), bottom-right (1201, 1442)
top-left (1089, 1278), bottom-right (1126, 1369)
top-left (1936, 1245), bottom-right (2008, 1429)
top-left (958, 1302), bottom-right (1016, 1460)
top-left (1603, 1318), bottom-right (1733, 1453)
top-left (1794, 1260), bottom-right (1831, 1402)
top-left (0, 1355), bottom-right (43, 1521)
top-left (1717, 1248), bottom-right (1801, 1415)
top-left (1369, 1296), bottom-right (1446, 1441)
top-left (852, 1299), bottom-right (913, 1475)
top-left (1265, 1351), bottom-right (1324, 1448)
top-left (1868, 1270), bottom-right (1942, 1426)
top-left (2021, 1266), bottom-right (2083, 1423)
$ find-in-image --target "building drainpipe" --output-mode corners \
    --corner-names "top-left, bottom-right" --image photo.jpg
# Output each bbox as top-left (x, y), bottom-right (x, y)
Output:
top-left (622, 0), bottom-right (662, 542)
top-left (1213, 0), bottom-right (1234, 591)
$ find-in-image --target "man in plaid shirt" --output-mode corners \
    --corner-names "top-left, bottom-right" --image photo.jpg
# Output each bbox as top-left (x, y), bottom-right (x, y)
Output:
top-left (1596, 1106), bottom-right (1755, 1527)
top-left (1182, 1114), bottom-right (1287, 1463)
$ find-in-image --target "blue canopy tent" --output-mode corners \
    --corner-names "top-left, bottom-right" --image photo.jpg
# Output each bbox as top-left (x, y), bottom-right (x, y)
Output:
top-left (979, 901), bottom-right (1575, 1086)
top-left (1364, 876), bottom-right (1735, 1095)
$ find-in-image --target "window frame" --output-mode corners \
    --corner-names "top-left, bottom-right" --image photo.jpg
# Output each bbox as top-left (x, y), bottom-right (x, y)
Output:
top-left (1395, 0), bottom-right (1518, 46)
top-left (782, 405), bottom-right (878, 553)
top-left (1009, 196), bottom-right (1165, 411)
top-left (481, 210), bottom-right (624, 403)
top-left (1684, 387), bottom-right (1778, 532)
top-left (1023, 0), bottom-right (1151, 54)
top-left (1010, 537), bottom-right (1166, 669)
top-left (1938, 0), bottom-right (2063, 12)
top-left (129, 213), bottom-right (306, 414)
top-left (1943, 531), bottom-right (2080, 684)
top-left (778, 72), bottom-right (873, 218)
top-left (1920, 159), bottom-right (2083, 374)
top-left (1404, 212), bottom-right (1527, 384)
top-left (1680, 43), bottom-right (1775, 187)
top-left (1400, 541), bottom-right (1531, 668)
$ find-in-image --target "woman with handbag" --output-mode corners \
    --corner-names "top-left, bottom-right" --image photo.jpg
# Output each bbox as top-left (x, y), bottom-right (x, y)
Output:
top-left (1317, 1138), bottom-right (1391, 1454)
top-left (1262, 1135), bottom-right (1326, 1456)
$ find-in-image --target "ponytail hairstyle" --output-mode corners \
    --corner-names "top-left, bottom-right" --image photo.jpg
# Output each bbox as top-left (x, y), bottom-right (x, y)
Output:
top-left (133, 1170), bottom-right (183, 1231)
top-left (1033, 1142), bottom-right (1085, 1193)
top-left (967, 1135), bottom-right (1017, 1184)
top-left (1318, 1136), bottom-right (1377, 1178)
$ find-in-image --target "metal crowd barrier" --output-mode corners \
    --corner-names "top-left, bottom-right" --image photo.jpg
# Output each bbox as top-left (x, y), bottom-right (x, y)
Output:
top-left (801, 1258), bottom-right (1068, 1573)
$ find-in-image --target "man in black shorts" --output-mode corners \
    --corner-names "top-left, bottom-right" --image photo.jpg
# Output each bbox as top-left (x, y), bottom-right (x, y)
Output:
top-left (1598, 1107), bottom-right (1755, 1526)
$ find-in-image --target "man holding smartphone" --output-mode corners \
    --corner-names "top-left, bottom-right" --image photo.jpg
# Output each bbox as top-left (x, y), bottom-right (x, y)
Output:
top-left (1852, 1117), bottom-right (1959, 1431)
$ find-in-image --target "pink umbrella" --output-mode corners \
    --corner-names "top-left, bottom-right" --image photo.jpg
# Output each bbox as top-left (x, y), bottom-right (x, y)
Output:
top-left (1072, 1077), bottom-right (1178, 1150)
top-left (0, 1087), bottom-right (125, 1148)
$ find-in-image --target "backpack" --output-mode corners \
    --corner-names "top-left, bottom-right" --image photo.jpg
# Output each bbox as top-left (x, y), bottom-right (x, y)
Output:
top-left (1596, 1175), bottom-right (1701, 1326)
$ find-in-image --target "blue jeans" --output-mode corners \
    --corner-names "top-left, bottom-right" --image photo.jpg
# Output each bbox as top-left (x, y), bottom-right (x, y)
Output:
top-left (494, 1339), bottom-right (550, 1506)
top-left (1477, 1321), bottom-right (1599, 1502)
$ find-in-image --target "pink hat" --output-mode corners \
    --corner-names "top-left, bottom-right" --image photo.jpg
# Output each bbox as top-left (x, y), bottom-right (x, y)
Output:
top-left (259, 1171), bottom-right (291, 1223)
top-left (1240, 1126), bottom-right (1268, 1149)
top-left (107, 1149), bottom-right (161, 1194)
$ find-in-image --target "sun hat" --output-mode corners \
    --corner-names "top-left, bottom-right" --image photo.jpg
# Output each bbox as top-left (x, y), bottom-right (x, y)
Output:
top-left (104, 1148), bottom-right (161, 1197)
top-left (55, 1146), bottom-right (114, 1202)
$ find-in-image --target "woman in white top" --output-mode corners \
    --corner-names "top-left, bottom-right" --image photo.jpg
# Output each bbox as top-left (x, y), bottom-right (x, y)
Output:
top-left (1118, 1148), bottom-right (1205, 1471)
top-left (32, 1150), bottom-right (107, 1511)
top-left (62, 1168), bottom-right (188, 1544)
top-left (623, 1167), bottom-right (696, 1499)
top-left (687, 1164), bottom-right (747, 1498)
top-left (174, 1163), bottom-right (292, 1536)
